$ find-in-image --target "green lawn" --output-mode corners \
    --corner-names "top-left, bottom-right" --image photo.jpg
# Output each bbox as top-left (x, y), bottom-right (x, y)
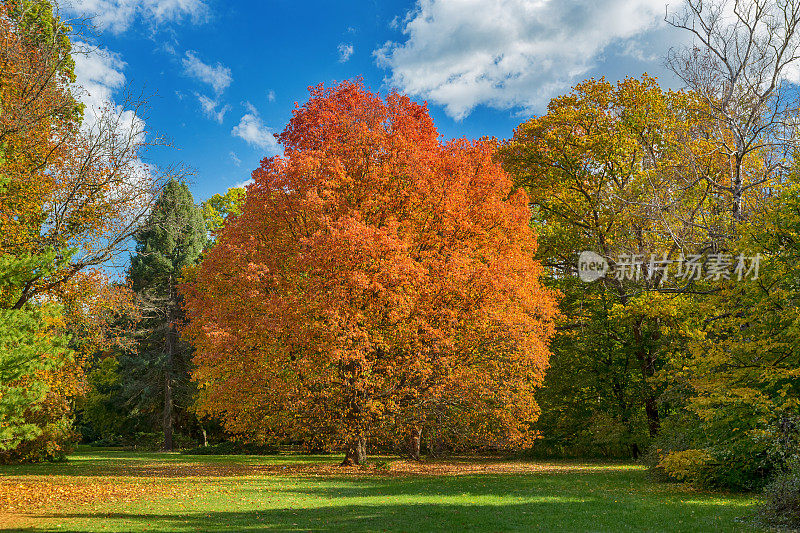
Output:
top-left (0, 449), bottom-right (761, 532)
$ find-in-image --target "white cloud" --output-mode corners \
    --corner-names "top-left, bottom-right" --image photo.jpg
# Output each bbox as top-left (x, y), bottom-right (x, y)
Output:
top-left (234, 179), bottom-right (253, 189)
top-left (182, 50), bottom-right (232, 94)
top-left (70, 41), bottom-right (144, 136)
top-left (338, 43), bottom-right (354, 63)
top-left (231, 104), bottom-right (280, 154)
top-left (229, 151), bottom-right (241, 166)
top-left (375, 0), bottom-right (669, 119)
top-left (196, 93), bottom-right (230, 123)
top-left (72, 47), bottom-right (144, 151)
top-left (72, 42), bottom-right (126, 115)
top-left (267, 89), bottom-right (276, 102)
top-left (70, 42), bottom-right (151, 238)
top-left (62, 0), bottom-right (208, 34)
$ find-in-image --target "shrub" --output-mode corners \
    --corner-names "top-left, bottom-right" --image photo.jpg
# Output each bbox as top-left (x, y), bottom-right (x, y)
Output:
top-left (645, 410), bottom-right (777, 491)
top-left (758, 463), bottom-right (800, 529)
top-left (181, 441), bottom-right (277, 455)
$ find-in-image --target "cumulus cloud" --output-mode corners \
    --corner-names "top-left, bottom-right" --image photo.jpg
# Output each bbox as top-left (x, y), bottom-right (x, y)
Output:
top-left (62, 0), bottom-right (208, 34)
top-left (70, 42), bottom-right (151, 234)
top-left (231, 103), bottom-right (280, 154)
top-left (196, 93), bottom-right (230, 123)
top-left (338, 43), bottom-right (354, 63)
top-left (70, 41), bottom-right (144, 135)
top-left (72, 43), bottom-right (126, 113)
top-left (182, 50), bottom-right (232, 94)
top-left (375, 0), bottom-right (669, 119)
top-left (72, 44), bottom-right (145, 150)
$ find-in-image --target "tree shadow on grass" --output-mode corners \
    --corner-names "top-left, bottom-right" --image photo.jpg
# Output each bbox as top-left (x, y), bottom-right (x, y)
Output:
top-left (15, 472), bottom-right (758, 533)
top-left (19, 500), bottom-right (755, 533)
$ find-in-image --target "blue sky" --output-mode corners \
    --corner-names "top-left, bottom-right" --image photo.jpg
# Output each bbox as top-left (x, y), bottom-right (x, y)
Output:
top-left (63, 0), bottom-right (686, 203)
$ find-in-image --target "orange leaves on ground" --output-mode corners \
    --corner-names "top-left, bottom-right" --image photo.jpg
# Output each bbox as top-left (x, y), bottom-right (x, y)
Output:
top-left (0, 478), bottom-right (190, 512)
top-left (0, 474), bottom-right (197, 531)
top-left (182, 80), bottom-right (559, 456)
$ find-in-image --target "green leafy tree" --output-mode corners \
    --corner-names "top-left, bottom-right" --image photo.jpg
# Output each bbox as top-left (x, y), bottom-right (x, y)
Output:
top-left (201, 187), bottom-right (246, 236)
top-left (654, 176), bottom-right (800, 490)
top-left (0, 0), bottom-right (180, 460)
top-left (638, 0), bottom-right (800, 495)
top-left (533, 279), bottom-right (652, 458)
top-left (79, 357), bottom-right (131, 442)
top-left (0, 0), bottom-right (91, 462)
top-left (499, 77), bottom-right (717, 455)
top-left (125, 180), bottom-right (206, 451)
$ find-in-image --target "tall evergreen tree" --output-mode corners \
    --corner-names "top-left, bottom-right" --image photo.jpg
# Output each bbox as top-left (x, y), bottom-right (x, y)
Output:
top-left (0, 250), bottom-right (76, 462)
top-left (126, 180), bottom-right (205, 451)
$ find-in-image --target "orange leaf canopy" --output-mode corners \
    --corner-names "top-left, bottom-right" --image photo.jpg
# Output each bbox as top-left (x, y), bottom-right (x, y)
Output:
top-left (183, 80), bottom-right (558, 451)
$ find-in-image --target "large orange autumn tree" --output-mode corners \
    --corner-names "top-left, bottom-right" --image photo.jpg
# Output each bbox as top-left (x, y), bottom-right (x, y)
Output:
top-left (183, 81), bottom-right (558, 464)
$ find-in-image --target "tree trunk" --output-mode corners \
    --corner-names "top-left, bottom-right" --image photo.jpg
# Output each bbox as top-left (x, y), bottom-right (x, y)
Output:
top-left (341, 435), bottom-right (366, 466)
top-left (162, 328), bottom-right (174, 451)
top-left (631, 443), bottom-right (640, 460)
top-left (643, 393), bottom-right (660, 437)
top-left (428, 411), bottom-right (444, 458)
top-left (408, 426), bottom-right (422, 461)
top-left (632, 321), bottom-right (660, 438)
top-left (162, 277), bottom-right (175, 452)
top-left (732, 154), bottom-right (744, 221)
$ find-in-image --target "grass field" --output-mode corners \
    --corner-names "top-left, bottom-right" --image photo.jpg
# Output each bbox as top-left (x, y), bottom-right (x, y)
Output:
top-left (0, 448), bottom-right (761, 532)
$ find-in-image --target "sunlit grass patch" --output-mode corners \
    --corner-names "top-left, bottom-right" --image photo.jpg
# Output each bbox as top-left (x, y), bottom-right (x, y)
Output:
top-left (0, 449), bottom-right (762, 532)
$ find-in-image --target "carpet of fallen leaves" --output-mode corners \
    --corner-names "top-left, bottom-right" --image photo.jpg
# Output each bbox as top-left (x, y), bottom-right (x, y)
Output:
top-left (0, 477), bottom-right (191, 512)
top-left (0, 458), bottom-right (630, 486)
top-left (247, 459), bottom-right (631, 478)
top-left (0, 457), bottom-right (632, 529)
top-left (0, 474), bottom-right (195, 530)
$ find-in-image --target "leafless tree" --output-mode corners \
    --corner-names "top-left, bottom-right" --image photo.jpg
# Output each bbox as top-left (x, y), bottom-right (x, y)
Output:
top-left (666, 0), bottom-right (800, 221)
